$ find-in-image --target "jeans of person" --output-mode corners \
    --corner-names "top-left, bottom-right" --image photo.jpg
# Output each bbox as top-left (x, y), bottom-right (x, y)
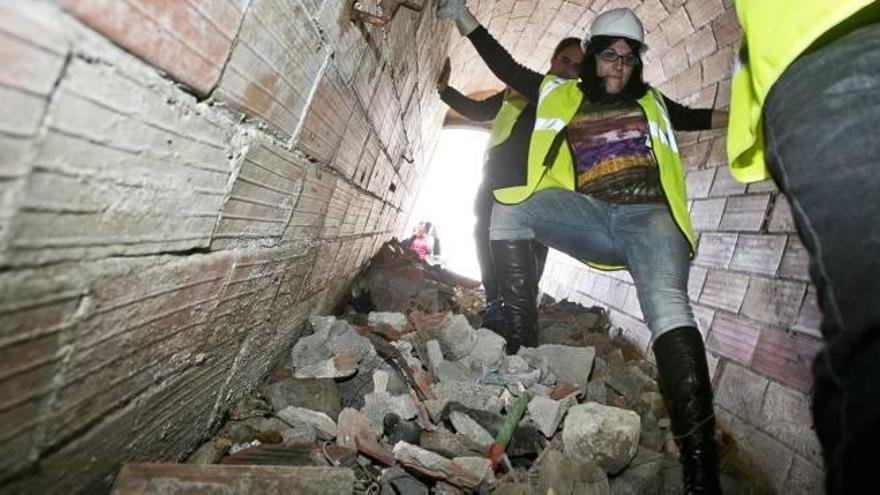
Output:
top-left (475, 182), bottom-right (548, 306)
top-left (763, 22), bottom-right (880, 494)
top-left (489, 188), bottom-right (696, 338)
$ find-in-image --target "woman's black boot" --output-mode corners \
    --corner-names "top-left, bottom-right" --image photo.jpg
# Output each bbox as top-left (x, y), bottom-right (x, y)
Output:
top-left (490, 239), bottom-right (539, 354)
top-left (653, 326), bottom-right (722, 494)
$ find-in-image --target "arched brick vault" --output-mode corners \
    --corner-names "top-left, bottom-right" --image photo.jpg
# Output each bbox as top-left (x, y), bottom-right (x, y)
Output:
top-left (444, 0), bottom-right (739, 112)
top-left (0, 0), bottom-right (821, 492)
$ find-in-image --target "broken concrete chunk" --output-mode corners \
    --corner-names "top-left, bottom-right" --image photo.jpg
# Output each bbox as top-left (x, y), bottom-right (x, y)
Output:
top-left (527, 394), bottom-right (577, 438)
top-left (427, 381), bottom-right (504, 418)
top-left (608, 448), bottom-right (665, 495)
top-left (585, 380), bottom-right (609, 404)
top-left (527, 383), bottom-right (553, 398)
top-left (368, 311), bottom-right (408, 332)
top-left (563, 402), bottom-right (641, 474)
top-left (264, 377), bottom-right (341, 420)
top-left (502, 354), bottom-right (530, 374)
top-left (279, 423), bottom-right (317, 444)
top-left (604, 366), bottom-right (644, 406)
top-left (449, 411), bottom-right (494, 448)
top-left (391, 442), bottom-right (487, 490)
top-left (362, 392), bottom-right (418, 436)
top-left (639, 411), bottom-right (666, 452)
top-left (293, 351), bottom-right (359, 379)
top-left (436, 314), bottom-right (479, 360)
top-left (292, 316), bottom-right (375, 370)
top-left (277, 406), bottom-right (337, 440)
top-left (537, 449), bottom-right (610, 495)
top-left (434, 361), bottom-right (479, 383)
top-left (519, 344), bottom-right (595, 388)
top-left (419, 431), bottom-right (485, 458)
top-left (425, 339), bottom-right (445, 374)
top-left (458, 328), bottom-right (506, 370)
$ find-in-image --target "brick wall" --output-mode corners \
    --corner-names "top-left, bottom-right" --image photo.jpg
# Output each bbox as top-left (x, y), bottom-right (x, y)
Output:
top-left (534, 1), bottom-right (825, 492)
top-left (0, 1), bottom-right (450, 491)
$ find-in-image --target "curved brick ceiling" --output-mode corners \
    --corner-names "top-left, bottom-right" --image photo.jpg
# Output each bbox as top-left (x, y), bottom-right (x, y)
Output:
top-left (444, 0), bottom-right (739, 110)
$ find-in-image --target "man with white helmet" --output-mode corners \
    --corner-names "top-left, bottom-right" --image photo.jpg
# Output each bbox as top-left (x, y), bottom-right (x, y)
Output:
top-left (438, 2), bottom-right (726, 493)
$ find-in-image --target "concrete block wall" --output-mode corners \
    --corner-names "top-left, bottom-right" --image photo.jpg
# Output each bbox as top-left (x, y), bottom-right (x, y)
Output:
top-left (535, 1), bottom-right (825, 492)
top-left (0, 0), bottom-right (451, 491)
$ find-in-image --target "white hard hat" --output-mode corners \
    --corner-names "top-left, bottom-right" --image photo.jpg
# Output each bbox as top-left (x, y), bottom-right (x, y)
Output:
top-left (582, 8), bottom-right (646, 52)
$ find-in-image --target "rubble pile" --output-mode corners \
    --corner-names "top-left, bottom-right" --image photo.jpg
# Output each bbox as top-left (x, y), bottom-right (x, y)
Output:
top-left (124, 242), bottom-right (758, 494)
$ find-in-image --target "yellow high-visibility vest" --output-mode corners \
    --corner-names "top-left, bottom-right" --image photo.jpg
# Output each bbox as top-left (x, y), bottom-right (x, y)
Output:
top-left (727, 0), bottom-right (876, 183)
top-left (493, 75), bottom-right (695, 270)
top-left (486, 88), bottom-right (529, 149)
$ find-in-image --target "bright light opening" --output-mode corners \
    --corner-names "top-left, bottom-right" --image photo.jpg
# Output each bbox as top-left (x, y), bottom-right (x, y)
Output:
top-left (405, 128), bottom-right (489, 281)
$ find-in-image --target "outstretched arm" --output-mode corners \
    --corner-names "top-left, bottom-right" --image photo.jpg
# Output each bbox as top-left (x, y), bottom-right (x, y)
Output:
top-left (663, 95), bottom-right (728, 131)
top-left (437, 1), bottom-right (544, 104)
top-left (437, 57), bottom-right (505, 121)
top-left (440, 88), bottom-right (506, 122)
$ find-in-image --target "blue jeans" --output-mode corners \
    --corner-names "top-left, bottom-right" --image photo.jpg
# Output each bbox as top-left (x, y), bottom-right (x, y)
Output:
top-left (490, 188), bottom-right (695, 338)
top-left (763, 22), bottom-right (880, 494)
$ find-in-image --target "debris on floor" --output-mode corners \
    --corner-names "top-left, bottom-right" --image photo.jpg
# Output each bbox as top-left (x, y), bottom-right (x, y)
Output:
top-left (114, 240), bottom-right (761, 494)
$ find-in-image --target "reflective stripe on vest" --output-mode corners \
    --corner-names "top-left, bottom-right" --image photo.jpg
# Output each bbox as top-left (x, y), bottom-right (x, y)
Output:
top-left (494, 75), bottom-right (695, 270)
top-left (727, 0), bottom-right (874, 183)
top-left (486, 88), bottom-right (529, 149)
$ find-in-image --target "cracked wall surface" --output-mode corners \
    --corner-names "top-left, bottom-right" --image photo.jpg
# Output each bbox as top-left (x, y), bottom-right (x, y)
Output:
top-left (0, 0), bottom-right (822, 492)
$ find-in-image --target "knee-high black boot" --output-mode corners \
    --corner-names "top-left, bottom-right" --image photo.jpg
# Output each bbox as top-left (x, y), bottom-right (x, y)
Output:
top-left (491, 239), bottom-right (539, 354)
top-left (653, 327), bottom-right (722, 494)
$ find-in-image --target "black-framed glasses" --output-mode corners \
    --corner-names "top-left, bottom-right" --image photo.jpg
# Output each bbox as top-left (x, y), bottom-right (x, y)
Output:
top-left (597, 49), bottom-right (640, 66)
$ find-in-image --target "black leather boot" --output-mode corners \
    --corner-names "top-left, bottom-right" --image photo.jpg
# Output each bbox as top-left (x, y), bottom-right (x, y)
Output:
top-left (490, 239), bottom-right (539, 354)
top-left (653, 327), bottom-right (722, 494)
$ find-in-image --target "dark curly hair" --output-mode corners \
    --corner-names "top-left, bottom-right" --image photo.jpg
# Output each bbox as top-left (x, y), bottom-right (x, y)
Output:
top-left (578, 36), bottom-right (649, 103)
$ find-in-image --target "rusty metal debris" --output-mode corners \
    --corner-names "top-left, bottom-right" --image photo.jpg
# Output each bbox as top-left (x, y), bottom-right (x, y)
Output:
top-left (351, 0), bottom-right (423, 28)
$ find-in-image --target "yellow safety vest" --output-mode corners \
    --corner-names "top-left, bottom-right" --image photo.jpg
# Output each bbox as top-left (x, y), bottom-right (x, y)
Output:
top-left (485, 88), bottom-right (529, 149)
top-left (493, 75), bottom-right (695, 270)
top-left (727, 0), bottom-right (876, 183)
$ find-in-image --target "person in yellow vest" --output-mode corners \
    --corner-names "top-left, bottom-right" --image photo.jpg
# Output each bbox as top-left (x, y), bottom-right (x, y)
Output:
top-left (727, 2), bottom-right (880, 492)
top-left (435, 38), bottom-right (583, 334)
top-left (438, 3), bottom-right (727, 493)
